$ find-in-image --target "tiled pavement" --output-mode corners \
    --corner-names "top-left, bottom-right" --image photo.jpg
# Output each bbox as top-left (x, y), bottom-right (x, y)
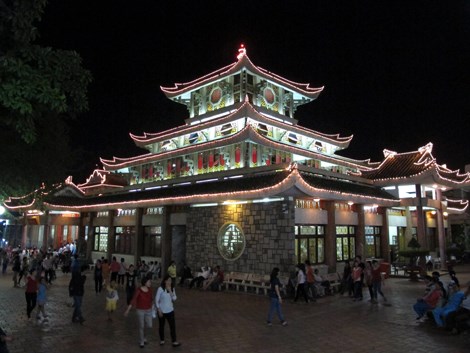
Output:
top-left (1, 265), bottom-right (469, 353)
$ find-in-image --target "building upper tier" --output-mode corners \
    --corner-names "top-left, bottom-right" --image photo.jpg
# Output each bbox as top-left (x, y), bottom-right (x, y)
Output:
top-left (160, 45), bottom-right (324, 120)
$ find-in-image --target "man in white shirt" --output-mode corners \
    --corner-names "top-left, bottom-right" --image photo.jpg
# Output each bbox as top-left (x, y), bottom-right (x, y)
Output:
top-left (42, 254), bottom-right (53, 284)
top-left (189, 266), bottom-right (211, 289)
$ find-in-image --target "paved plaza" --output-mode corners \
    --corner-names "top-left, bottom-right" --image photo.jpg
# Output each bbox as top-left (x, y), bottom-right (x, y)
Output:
top-left (0, 265), bottom-right (469, 353)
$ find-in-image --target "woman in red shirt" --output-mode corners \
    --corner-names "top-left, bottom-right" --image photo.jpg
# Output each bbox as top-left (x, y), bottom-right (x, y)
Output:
top-left (125, 277), bottom-right (153, 348)
top-left (352, 261), bottom-right (364, 301)
top-left (25, 272), bottom-right (38, 319)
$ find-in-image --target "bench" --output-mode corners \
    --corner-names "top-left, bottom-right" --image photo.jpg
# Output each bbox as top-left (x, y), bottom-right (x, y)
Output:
top-left (222, 272), bottom-right (249, 292)
top-left (244, 274), bottom-right (271, 295)
top-left (403, 265), bottom-right (426, 281)
top-left (222, 272), bottom-right (288, 297)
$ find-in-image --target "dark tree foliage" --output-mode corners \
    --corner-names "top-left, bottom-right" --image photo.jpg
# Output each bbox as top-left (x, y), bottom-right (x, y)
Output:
top-left (0, 0), bottom-right (92, 200)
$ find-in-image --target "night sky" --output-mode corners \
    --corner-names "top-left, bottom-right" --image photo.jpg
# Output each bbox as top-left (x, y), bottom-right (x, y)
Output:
top-left (37, 1), bottom-right (470, 182)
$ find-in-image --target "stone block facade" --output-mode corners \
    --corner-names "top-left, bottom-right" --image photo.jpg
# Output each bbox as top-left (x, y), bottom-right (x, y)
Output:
top-left (186, 200), bottom-right (295, 275)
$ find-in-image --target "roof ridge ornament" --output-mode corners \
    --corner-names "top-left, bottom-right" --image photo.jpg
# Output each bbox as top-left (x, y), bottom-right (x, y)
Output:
top-left (418, 142), bottom-right (433, 154)
top-left (383, 149), bottom-right (397, 158)
top-left (237, 44), bottom-right (246, 60)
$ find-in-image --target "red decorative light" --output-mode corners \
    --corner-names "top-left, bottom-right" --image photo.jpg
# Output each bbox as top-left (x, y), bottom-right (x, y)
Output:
top-left (198, 153), bottom-right (203, 170)
top-left (252, 146), bottom-right (257, 164)
top-left (176, 159), bottom-right (181, 174)
top-left (235, 146), bottom-right (241, 164)
top-left (209, 152), bottom-right (214, 168)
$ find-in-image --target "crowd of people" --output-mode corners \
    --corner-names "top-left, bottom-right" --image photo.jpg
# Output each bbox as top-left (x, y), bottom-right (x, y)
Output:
top-left (1, 247), bottom-right (469, 352)
top-left (187, 264), bottom-right (224, 291)
top-left (412, 270), bottom-right (470, 334)
top-left (0, 247), bottom-right (185, 350)
top-left (288, 256), bottom-right (387, 306)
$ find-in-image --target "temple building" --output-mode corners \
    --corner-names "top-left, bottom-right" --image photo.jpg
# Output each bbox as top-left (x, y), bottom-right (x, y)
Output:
top-left (3, 46), bottom-right (470, 275)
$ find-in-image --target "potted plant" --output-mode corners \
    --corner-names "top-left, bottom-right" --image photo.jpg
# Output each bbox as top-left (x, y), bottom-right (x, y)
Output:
top-left (397, 238), bottom-right (429, 280)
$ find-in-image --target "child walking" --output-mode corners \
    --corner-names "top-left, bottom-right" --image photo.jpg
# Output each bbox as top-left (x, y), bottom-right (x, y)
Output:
top-left (36, 277), bottom-right (49, 322)
top-left (105, 281), bottom-right (119, 321)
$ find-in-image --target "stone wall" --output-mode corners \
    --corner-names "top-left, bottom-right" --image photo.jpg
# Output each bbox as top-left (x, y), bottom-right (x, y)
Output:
top-left (186, 200), bottom-right (295, 275)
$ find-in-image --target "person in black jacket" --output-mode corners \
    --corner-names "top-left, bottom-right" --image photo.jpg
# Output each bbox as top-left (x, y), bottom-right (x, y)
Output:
top-left (69, 266), bottom-right (87, 324)
top-left (0, 325), bottom-right (13, 353)
top-left (11, 253), bottom-right (21, 287)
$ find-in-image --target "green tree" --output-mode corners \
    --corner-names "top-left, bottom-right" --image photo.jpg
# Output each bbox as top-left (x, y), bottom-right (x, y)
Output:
top-left (0, 0), bottom-right (92, 199)
top-left (407, 237), bottom-right (421, 249)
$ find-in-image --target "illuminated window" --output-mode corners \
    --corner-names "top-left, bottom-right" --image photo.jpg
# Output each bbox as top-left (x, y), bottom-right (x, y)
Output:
top-left (295, 225), bottom-right (325, 264)
top-left (94, 226), bottom-right (108, 252)
top-left (336, 226), bottom-right (356, 261)
top-left (365, 226), bottom-right (382, 258)
top-left (217, 223), bottom-right (245, 261)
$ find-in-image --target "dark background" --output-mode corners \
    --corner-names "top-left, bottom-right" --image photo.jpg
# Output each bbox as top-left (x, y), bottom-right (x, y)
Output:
top-left (37, 0), bottom-right (470, 181)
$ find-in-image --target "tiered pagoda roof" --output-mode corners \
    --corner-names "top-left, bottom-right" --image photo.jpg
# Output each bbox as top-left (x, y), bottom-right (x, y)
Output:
top-left (4, 46), bottom-right (470, 217)
top-left (103, 101), bottom-right (354, 170)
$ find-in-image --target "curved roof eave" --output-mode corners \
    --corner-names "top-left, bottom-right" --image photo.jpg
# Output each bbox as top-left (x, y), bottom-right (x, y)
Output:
top-left (369, 167), bottom-right (469, 189)
top-left (293, 170), bottom-right (399, 206)
top-left (249, 129), bottom-right (372, 171)
top-left (436, 165), bottom-right (470, 184)
top-left (102, 124), bottom-right (366, 171)
top-left (43, 166), bottom-right (397, 212)
top-left (44, 170), bottom-right (298, 212)
top-left (446, 199), bottom-right (469, 213)
top-left (101, 125), bottom-right (254, 170)
top-left (130, 101), bottom-right (248, 147)
top-left (252, 106), bottom-right (352, 148)
top-left (160, 53), bottom-right (323, 100)
top-left (129, 100), bottom-right (352, 149)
